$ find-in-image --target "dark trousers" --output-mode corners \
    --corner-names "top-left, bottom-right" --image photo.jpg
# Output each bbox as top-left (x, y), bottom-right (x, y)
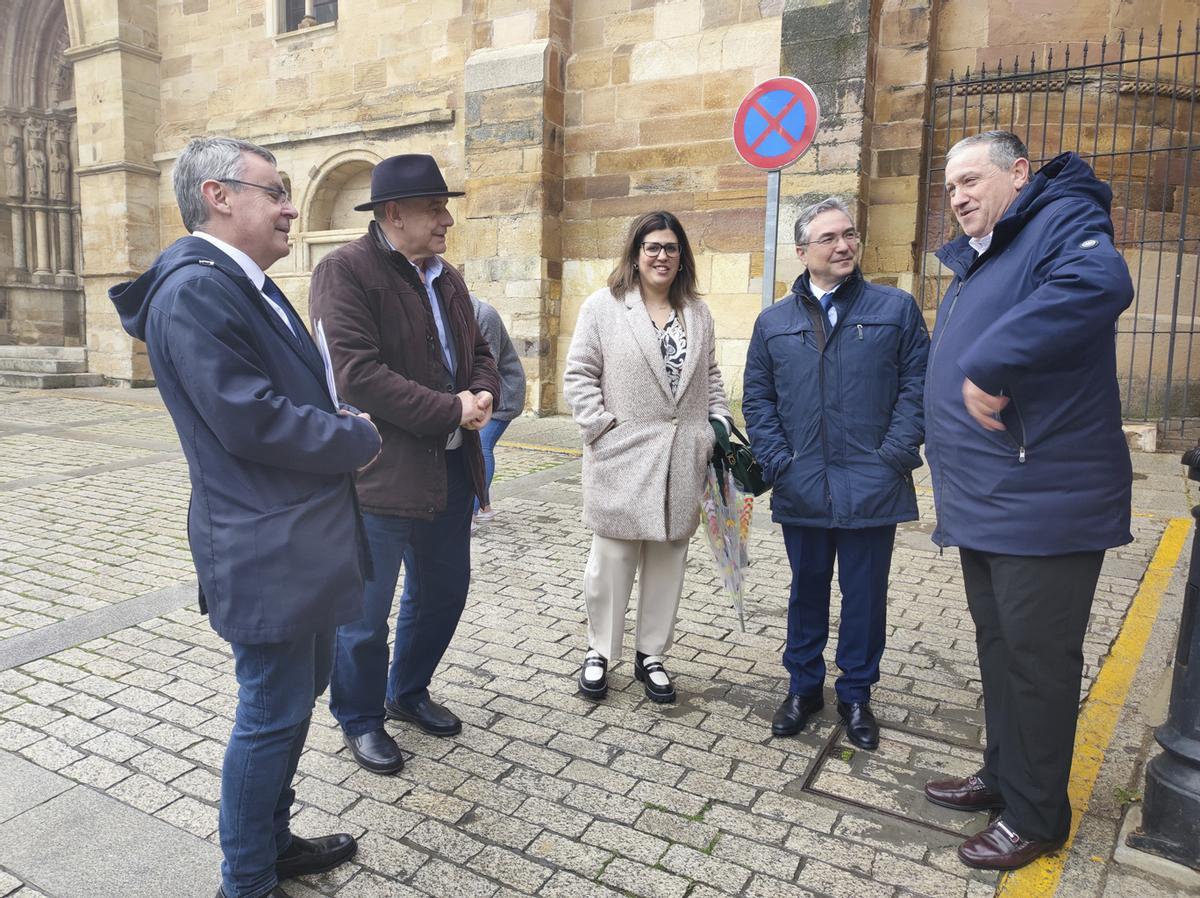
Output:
top-left (781, 524), bottom-right (896, 703)
top-left (960, 548), bottom-right (1105, 842)
top-left (329, 449), bottom-right (473, 737)
top-left (220, 629), bottom-right (334, 898)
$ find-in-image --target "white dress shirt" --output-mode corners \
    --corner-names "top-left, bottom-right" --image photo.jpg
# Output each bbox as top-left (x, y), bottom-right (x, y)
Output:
top-left (808, 278), bottom-right (844, 330)
top-left (969, 232), bottom-right (993, 257)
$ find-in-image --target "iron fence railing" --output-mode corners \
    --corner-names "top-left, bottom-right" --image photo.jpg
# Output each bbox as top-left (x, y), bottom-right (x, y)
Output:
top-left (918, 23), bottom-right (1200, 423)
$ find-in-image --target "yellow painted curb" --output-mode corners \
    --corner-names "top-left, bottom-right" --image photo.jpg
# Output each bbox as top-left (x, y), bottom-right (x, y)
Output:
top-left (996, 516), bottom-right (1191, 898)
top-left (497, 440), bottom-right (582, 457)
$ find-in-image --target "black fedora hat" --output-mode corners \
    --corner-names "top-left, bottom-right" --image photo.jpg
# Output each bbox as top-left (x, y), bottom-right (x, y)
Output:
top-left (353, 154), bottom-right (465, 211)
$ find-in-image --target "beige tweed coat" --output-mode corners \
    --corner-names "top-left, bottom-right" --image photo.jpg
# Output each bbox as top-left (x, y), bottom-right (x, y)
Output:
top-left (563, 287), bottom-right (731, 542)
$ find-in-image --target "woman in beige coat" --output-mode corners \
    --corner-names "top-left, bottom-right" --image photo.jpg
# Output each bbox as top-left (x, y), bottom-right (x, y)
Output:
top-left (563, 211), bottom-right (731, 704)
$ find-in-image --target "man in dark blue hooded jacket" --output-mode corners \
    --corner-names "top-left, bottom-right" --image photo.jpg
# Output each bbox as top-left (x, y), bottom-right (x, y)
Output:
top-left (922, 131), bottom-right (1133, 871)
top-left (110, 136), bottom-right (381, 898)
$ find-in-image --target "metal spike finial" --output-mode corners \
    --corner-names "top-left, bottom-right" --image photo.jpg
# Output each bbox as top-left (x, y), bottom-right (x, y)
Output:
top-left (1081, 40), bottom-right (1088, 66)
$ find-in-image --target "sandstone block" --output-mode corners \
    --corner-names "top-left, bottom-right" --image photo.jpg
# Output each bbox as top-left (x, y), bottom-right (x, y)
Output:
top-left (465, 40), bottom-right (549, 92)
top-left (710, 253), bottom-right (751, 293)
top-left (594, 140), bottom-right (736, 175)
top-left (614, 77), bottom-right (703, 121)
top-left (875, 45), bottom-right (931, 88)
top-left (639, 110), bottom-right (730, 146)
top-left (604, 11), bottom-right (655, 45)
top-left (654, 0), bottom-right (703, 39)
top-left (493, 10), bottom-right (538, 48)
top-left (866, 175), bottom-right (920, 205)
top-left (866, 202), bottom-right (919, 244)
top-left (567, 50), bottom-right (614, 90)
top-left (630, 36), bottom-right (702, 81)
top-left (721, 19), bottom-right (783, 70)
top-left (701, 69), bottom-right (757, 110)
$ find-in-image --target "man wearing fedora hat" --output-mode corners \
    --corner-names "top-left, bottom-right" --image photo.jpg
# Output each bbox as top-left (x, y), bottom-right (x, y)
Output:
top-left (310, 154), bottom-right (501, 774)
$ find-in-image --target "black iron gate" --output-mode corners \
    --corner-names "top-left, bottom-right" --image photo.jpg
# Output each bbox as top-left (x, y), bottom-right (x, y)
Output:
top-left (918, 24), bottom-right (1200, 427)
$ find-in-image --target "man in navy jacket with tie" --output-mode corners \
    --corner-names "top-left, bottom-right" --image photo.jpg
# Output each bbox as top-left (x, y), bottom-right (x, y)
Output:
top-left (110, 137), bottom-right (381, 898)
top-left (743, 197), bottom-right (929, 751)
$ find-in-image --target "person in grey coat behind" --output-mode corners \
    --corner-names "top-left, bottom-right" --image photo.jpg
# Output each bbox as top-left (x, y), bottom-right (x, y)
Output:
top-left (563, 211), bottom-right (731, 705)
top-left (471, 295), bottom-right (527, 528)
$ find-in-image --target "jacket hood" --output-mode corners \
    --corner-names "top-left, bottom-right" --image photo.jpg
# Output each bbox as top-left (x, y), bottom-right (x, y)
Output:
top-left (937, 152), bottom-right (1114, 273)
top-left (108, 236), bottom-right (250, 341)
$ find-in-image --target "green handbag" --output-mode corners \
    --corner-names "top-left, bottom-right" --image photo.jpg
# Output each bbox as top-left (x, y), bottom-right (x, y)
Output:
top-left (710, 419), bottom-right (769, 496)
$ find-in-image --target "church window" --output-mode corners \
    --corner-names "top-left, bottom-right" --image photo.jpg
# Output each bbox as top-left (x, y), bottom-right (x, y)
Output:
top-left (281, 0), bottom-right (337, 33)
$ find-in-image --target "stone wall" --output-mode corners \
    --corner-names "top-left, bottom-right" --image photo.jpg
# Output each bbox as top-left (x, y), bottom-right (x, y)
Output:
top-left (55, 0), bottom-right (1200, 406)
top-left (561, 0), bottom-right (784, 415)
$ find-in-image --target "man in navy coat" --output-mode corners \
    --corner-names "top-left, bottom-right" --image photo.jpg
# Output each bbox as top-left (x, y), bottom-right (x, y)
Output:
top-left (743, 198), bottom-right (929, 751)
top-left (111, 137), bottom-right (382, 898)
top-left (923, 131), bottom-right (1133, 871)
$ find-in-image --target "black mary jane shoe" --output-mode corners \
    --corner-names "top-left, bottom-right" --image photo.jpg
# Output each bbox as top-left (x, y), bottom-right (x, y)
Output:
top-left (634, 652), bottom-right (677, 704)
top-left (578, 649), bottom-right (608, 699)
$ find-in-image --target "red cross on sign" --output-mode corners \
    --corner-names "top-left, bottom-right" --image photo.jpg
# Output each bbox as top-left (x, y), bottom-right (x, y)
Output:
top-left (733, 77), bottom-right (821, 171)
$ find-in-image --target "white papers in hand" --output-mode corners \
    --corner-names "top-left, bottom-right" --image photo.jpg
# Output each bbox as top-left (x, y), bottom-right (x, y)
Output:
top-left (315, 319), bottom-right (339, 409)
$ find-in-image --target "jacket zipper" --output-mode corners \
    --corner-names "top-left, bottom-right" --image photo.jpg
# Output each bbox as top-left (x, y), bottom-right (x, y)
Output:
top-left (856, 324), bottom-right (863, 340)
top-left (928, 277), bottom-right (966, 543)
top-left (802, 293), bottom-right (835, 510)
top-left (1007, 394), bottom-right (1028, 463)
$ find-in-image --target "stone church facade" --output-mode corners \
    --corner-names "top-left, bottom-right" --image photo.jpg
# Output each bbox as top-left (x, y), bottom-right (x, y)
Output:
top-left (0, 0), bottom-right (1191, 412)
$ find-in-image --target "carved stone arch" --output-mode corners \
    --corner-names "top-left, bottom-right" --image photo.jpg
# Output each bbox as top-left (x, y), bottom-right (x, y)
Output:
top-left (298, 149), bottom-right (381, 272)
top-left (0, 0), bottom-right (82, 348)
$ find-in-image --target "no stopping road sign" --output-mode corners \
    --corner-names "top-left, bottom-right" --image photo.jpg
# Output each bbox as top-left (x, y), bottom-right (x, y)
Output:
top-left (733, 76), bottom-right (821, 171)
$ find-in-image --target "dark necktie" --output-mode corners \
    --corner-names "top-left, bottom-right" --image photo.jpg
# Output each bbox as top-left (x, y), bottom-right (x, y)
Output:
top-left (260, 276), bottom-right (297, 338)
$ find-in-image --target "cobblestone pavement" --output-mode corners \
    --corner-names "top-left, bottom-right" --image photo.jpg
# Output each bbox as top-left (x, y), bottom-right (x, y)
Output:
top-left (0, 386), bottom-right (1193, 898)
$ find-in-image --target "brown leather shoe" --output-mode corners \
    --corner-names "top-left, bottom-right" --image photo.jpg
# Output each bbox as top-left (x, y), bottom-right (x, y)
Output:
top-left (957, 819), bottom-right (1067, 870)
top-left (924, 774), bottom-right (1005, 812)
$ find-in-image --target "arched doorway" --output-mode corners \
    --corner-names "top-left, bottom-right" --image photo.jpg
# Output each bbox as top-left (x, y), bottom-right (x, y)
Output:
top-left (0, 0), bottom-right (82, 348)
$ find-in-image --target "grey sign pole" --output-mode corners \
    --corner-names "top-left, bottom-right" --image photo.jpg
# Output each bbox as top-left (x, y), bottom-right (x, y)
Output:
top-left (762, 168), bottom-right (781, 309)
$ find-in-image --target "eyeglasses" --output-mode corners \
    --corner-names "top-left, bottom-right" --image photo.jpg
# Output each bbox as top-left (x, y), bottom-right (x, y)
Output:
top-left (801, 229), bottom-right (859, 248)
top-left (641, 242), bottom-right (681, 257)
top-left (218, 178), bottom-right (291, 205)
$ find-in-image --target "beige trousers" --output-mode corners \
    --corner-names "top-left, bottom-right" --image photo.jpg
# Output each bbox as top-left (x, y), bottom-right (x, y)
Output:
top-left (584, 533), bottom-right (690, 661)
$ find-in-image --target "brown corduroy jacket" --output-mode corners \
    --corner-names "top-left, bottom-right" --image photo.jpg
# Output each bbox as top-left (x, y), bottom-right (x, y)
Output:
top-left (309, 222), bottom-right (500, 517)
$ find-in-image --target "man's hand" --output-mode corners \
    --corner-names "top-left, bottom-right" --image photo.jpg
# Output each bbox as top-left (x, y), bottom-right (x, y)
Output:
top-left (962, 377), bottom-right (1009, 432)
top-left (458, 390), bottom-right (482, 428)
top-left (474, 391), bottom-right (494, 430)
top-left (341, 409), bottom-right (383, 471)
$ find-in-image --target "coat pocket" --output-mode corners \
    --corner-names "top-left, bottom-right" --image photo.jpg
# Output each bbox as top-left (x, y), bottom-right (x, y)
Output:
top-left (238, 479), bottom-right (362, 633)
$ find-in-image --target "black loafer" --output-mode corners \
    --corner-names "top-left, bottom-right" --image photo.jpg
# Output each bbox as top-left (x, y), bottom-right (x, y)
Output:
top-left (343, 728), bottom-right (404, 775)
top-left (634, 652), bottom-right (676, 703)
top-left (837, 699), bottom-right (880, 750)
top-left (385, 696), bottom-right (462, 737)
top-left (276, 833), bottom-right (357, 880)
top-left (771, 692), bottom-right (824, 736)
top-left (578, 649), bottom-right (608, 699)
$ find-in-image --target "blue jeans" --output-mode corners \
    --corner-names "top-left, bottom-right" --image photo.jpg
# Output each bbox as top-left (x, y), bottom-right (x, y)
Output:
top-left (781, 524), bottom-right (896, 703)
top-left (475, 417), bottom-right (510, 513)
top-left (329, 449), bottom-right (473, 737)
top-left (220, 629), bottom-right (334, 898)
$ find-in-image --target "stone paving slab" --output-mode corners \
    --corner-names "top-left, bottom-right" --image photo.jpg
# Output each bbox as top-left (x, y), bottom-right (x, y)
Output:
top-left (0, 750), bottom-right (72, 825)
top-left (0, 388), bottom-right (1192, 898)
top-left (0, 780), bottom-right (219, 898)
